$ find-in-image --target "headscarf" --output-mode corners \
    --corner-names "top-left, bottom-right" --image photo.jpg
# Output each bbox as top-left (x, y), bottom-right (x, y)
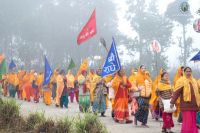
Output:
top-left (145, 71), bottom-right (152, 82)
top-left (173, 66), bottom-right (183, 88)
top-left (128, 68), bottom-right (136, 83)
top-left (174, 75), bottom-right (200, 107)
top-left (149, 68), bottom-right (164, 107)
top-left (157, 80), bottom-right (172, 91)
top-left (135, 67), bottom-right (145, 86)
top-left (112, 72), bottom-right (128, 96)
top-left (66, 70), bottom-right (75, 88)
top-left (198, 79), bottom-right (200, 87)
top-left (104, 75), bottom-right (113, 83)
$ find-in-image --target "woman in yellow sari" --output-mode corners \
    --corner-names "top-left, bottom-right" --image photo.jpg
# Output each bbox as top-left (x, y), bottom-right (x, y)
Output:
top-left (170, 67), bottom-right (200, 133)
top-left (112, 69), bottom-right (132, 124)
top-left (135, 65), bottom-right (152, 127)
top-left (149, 68), bottom-right (166, 120)
top-left (157, 72), bottom-right (174, 133)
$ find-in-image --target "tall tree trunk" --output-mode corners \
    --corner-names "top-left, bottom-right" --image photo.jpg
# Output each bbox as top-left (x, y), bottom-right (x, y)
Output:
top-left (183, 24), bottom-right (186, 66)
top-left (139, 36), bottom-right (142, 64)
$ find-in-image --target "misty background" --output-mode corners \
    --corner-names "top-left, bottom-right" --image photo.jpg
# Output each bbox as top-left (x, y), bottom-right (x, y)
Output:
top-left (0, 0), bottom-right (200, 78)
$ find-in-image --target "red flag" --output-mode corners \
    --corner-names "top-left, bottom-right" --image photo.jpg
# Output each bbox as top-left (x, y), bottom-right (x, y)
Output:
top-left (77, 9), bottom-right (97, 45)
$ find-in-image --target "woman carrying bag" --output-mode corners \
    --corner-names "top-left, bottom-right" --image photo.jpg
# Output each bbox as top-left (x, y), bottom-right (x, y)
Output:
top-left (157, 72), bottom-right (174, 133)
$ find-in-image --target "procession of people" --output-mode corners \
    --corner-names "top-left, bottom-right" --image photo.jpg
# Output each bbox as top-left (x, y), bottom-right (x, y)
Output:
top-left (1, 61), bottom-right (200, 133)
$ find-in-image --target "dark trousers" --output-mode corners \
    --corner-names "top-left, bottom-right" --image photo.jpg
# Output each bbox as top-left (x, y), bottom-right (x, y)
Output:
top-left (60, 94), bottom-right (69, 108)
top-left (9, 84), bottom-right (16, 98)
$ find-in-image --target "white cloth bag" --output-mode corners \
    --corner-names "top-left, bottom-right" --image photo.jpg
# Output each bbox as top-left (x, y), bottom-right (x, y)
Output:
top-left (161, 98), bottom-right (176, 113)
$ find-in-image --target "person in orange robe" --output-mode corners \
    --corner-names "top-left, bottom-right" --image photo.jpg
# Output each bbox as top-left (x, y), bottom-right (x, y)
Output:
top-left (66, 70), bottom-right (75, 103)
top-left (43, 83), bottom-right (52, 105)
top-left (17, 70), bottom-right (26, 100)
top-left (29, 71), bottom-right (35, 98)
top-left (173, 66), bottom-right (184, 123)
top-left (55, 70), bottom-right (65, 107)
top-left (22, 71), bottom-right (32, 102)
top-left (112, 69), bottom-right (132, 124)
top-left (37, 72), bottom-right (44, 98)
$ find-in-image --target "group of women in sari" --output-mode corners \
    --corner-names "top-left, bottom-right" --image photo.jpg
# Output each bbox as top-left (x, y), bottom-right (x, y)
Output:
top-left (1, 65), bottom-right (200, 133)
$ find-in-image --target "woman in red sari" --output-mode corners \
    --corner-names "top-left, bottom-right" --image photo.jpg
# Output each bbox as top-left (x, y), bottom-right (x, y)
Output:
top-left (112, 69), bottom-right (132, 124)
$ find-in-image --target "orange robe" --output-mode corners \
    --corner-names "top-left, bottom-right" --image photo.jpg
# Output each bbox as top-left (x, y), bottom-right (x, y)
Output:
top-left (87, 72), bottom-right (96, 103)
top-left (112, 74), bottom-right (131, 121)
top-left (36, 73), bottom-right (44, 97)
top-left (22, 73), bottom-right (33, 101)
top-left (55, 75), bottom-right (64, 106)
top-left (17, 70), bottom-right (26, 99)
top-left (43, 84), bottom-right (52, 105)
top-left (66, 71), bottom-right (75, 89)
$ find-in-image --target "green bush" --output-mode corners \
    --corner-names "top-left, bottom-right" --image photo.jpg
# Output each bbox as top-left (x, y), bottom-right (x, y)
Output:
top-left (55, 117), bottom-right (74, 133)
top-left (0, 99), bottom-right (20, 128)
top-left (0, 98), bottom-right (108, 133)
top-left (35, 118), bottom-right (56, 133)
top-left (0, 98), bottom-right (26, 132)
top-left (75, 113), bottom-right (108, 133)
top-left (25, 112), bottom-right (45, 131)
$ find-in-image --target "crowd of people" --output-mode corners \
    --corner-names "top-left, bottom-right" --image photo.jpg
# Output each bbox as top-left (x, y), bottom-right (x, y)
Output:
top-left (0, 65), bottom-right (200, 133)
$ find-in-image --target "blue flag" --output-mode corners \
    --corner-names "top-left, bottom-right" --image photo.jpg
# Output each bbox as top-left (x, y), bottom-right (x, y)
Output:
top-left (190, 51), bottom-right (200, 62)
top-left (43, 56), bottom-right (53, 86)
top-left (9, 59), bottom-right (16, 70)
top-left (101, 37), bottom-right (121, 77)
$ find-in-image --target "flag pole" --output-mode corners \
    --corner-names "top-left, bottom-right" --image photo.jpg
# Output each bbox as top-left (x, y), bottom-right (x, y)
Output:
top-left (99, 37), bottom-right (109, 69)
top-left (100, 37), bottom-right (109, 53)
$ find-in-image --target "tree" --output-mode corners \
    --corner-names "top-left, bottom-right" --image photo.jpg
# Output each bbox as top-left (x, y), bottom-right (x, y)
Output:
top-left (126, 0), bottom-right (173, 76)
top-left (165, 0), bottom-right (193, 66)
top-left (0, 0), bottom-right (120, 70)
